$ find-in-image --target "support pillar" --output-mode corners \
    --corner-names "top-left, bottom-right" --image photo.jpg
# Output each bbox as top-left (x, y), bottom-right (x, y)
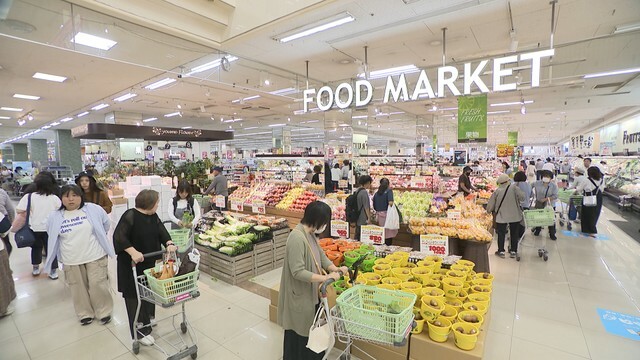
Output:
top-left (12, 143), bottom-right (28, 161)
top-left (55, 129), bottom-right (82, 174)
top-left (28, 139), bottom-right (48, 165)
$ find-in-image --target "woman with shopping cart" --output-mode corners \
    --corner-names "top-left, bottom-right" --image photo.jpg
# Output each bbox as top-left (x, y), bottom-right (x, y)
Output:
top-left (575, 166), bottom-right (605, 236)
top-left (487, 174), bottom-right (526, 258)
top-left (113, 189), bottom-right (177, 347)
top-left (278, 201), bottom-right (348, 360)
top-left (531, 170), bottom-right (559, 241)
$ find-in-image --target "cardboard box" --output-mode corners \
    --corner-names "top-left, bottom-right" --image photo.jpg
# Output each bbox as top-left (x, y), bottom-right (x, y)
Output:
top-left (161, 184), bottom-right (172, 193)
top-left (269, 304), bottom-right (278, 323)
top-left (141, 176), bottom-right (162, 185)
top-left (127, 197), bottom-right (136, 208)
top-left (270, 284), bottom-right (280, 307)
top-left (109, 188), bottom-right (124, 198)
top-left (118, 181), bottom-right (127, 189)
top-left (150, 185), bottom-right (162, 193)
top-left (111, 197), bottom-right (128, 205)
top-left (126, 176), bottom-right (141, 185)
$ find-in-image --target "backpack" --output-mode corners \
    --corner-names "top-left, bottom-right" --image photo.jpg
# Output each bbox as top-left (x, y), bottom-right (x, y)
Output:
top-left (346, 188), bottom-right (364, 223)
top-left (173, 197), bottom-right (195, 217)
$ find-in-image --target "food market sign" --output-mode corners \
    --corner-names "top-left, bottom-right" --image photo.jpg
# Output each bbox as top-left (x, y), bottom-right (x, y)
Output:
top-left (302, 49), bottom-right (554, 113)
top-left (420, 234), bottom-right (449, 256)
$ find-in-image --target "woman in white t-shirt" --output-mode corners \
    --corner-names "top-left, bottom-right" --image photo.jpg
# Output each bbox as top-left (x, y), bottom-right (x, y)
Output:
top-left (14, 172), bottom-right (61, 279)
top-left (45, 185), bottom-right (115, 325)
top-left (168, 180), bottom-right (201, 230)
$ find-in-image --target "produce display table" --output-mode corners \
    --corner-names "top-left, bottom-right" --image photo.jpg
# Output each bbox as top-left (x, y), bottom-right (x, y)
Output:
top-left (407, 235), bottom-right (490, 273)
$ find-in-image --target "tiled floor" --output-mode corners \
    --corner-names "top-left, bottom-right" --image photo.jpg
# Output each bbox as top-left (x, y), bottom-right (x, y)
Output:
top-left (1, 203), bottom-right (639, 359)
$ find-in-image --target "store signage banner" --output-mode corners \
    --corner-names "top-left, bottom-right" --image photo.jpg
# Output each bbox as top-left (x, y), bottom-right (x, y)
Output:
top-left (432, 135), bottom-right (438, 161)
top-left (71, 123), bottom-right (233, 141)
top-left (420, 234), bottom-right (449, 256)
top-left (353, 133), bottom-right (368, 156)
top-left (331, 220), bottom-right (349, 238)
top-left (458, 94), bottom-right (487, 143)
top-left (570, 133), bottom-right (596, 154)
top-left (302, 49), bottom-right (554, 113)
top-left (453, 150), bottom-right (467, 166)
top-left (507, 132), bottom-right (518, 146)
top-left (360, 225), bottom-right (385, 245)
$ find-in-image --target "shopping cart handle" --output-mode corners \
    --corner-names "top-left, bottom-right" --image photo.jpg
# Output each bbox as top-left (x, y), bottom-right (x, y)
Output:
top-left (131, 250), bottom-right (167, 267)
top-left (320, 278), bottom-right (336, 297)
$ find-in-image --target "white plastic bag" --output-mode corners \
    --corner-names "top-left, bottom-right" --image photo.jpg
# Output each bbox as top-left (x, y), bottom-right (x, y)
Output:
top-left (307, 306), bottom-right (332, 354)
top-left (384, 204), bottom-right (400, 230)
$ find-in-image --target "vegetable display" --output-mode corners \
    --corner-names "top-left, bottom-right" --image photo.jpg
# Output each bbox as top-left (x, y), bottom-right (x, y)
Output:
top-left (195, 214), bottom-right (270, 256)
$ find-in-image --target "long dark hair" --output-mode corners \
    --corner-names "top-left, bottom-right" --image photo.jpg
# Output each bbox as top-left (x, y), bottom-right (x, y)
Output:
top-left (59, 185), bottom-right (85, 210)
top-left (34, 171), bottom-right (57, 196)
top-left (587, 166), bottom-right (602, 181)
top-left (174, 180), bottom-right (193, 201)
top-left (377, 177), bottom-right (390, 195)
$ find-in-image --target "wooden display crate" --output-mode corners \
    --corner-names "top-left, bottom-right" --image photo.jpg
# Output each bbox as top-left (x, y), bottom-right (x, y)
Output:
top-left (195, 244), bottom-right (255, 285)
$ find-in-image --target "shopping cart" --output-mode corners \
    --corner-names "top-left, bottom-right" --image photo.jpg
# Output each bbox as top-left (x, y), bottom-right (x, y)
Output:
top-left (516, 207), bottom-right (556, 262)
top-left (163, 221), bottom-right (195, 253)
top-left (132, 250), bottom-right (200, 359)
top-left (316, 279), bottom-right (415, 360)
top-left (557, 189), bottom-right (583, 230)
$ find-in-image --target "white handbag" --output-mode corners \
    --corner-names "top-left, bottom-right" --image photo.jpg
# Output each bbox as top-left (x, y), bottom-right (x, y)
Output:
top-left (583, 179), bottom-right (600, 207)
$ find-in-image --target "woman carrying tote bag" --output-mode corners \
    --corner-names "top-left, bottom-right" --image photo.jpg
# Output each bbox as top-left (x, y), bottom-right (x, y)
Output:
top-left (576, 166), bottom-right (604, 236)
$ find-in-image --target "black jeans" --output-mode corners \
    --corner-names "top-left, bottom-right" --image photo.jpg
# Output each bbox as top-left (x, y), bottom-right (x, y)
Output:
top-left (124, 297), bottom-right (156, 339)
top-left (283, 304), bottom-right (324, 360)
top-left (496, 222), bottom-right (521, 253)
top-left (32, 231), bottom-right (57, 269)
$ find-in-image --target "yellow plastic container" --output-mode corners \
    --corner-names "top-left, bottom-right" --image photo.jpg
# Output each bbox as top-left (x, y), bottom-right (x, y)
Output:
top-left (457, 310), bottom-right (484, 328)
top-left (420, 296), bottom-right (445, 321)
top-left (395, 251), bottom-right (410, 264)
top-left (421, 279), bottom-right (441, 289)
top-left (446, 269), bottom-right (467, 279)
top-left (471, 278), bottom-right (493, 288)
top-left (361, 272), bottom-right (382, 285)
top-left (372, 264), bottom-right (391, 277)
top-left (457, 289), bottom-right (469, 302)
top-left (442, 277), bottom-right (464, 298)
top-left (451, 264), bottom-right (470, 274)
top-left (466, 293), bottom-right (490, 307)
top-left (405, 262), bottom-right (417, 269)
top-left (474, 272), bottom-right (494, 283)
top-left (416, 260), bottom-right (435, 270)
top-left (374, 258), bottom-right (391, 266)
top-left (400, 281), bottom-right (423, 296)
top-left (427, 316), bottom-right (452, 343)
top-left (376, 284), bottom-right (396, 291)
top-left (462, 302), bottom-right (487, 316)
top-left (436, 268), bottom-right (449, 276)
top-left (469, 285), bottom-right (492, 295)
top-left (423, 255), bottom-right (443, 270)
top-left (391, 267), bottom-right (413, 281)
top-left (412, 318), bottom-right (425, 334)
top-left (439, 305), bottom-right (458, 323)
top-left (444, 297), bottom-right (464, 313)
top-left (430, 274), bottom-right (445, 282)
top-left (421, 286), bottom-right (445, 298)
top-left (381, 277), bottom-right (402, 289)
top-left (453, 322), bottom-right (480, 350)
top-left (456, 259), bottom-right (475, 269)
top-left (462, 283), bottom-right (471, 293)
top-left (385, 254), bottom-right (404, 268)
top-left (411, 266), bottom-right (434, 284)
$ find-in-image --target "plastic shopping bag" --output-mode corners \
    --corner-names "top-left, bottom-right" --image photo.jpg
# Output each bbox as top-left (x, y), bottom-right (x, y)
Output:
top-left (384, 204), bottom-right (400, 230)
top-left (307, 305), bottom-right (333, 354)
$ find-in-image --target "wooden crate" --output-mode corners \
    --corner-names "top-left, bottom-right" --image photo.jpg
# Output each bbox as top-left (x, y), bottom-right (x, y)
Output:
top-left (195, 244), bottom-right (255, 285)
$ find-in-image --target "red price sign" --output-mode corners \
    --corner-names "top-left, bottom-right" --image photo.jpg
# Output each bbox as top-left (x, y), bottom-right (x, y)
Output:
top-left (230, 199), bottom-right (244, 212)
top-left (252, 200), bottom-right (266, 214)
top-left (420, 234), bottom-right (449, 256)
top-left (216, 195), bottom-right (226, 209)
top-left (361, 225), bottom-right (385, 245)
top-left (338, 180), bottom-right (348, 189)
top-left (411, 176), bottom-right (426, 188)
top-left (331, 221), bottom-right (349, 238)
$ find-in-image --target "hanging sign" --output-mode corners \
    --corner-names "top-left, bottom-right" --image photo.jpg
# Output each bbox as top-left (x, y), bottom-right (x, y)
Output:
top-left (360, 225), bottom-right (385, 245)
top-left (215, 195), bottom-right (226, 209)
top-left (331, 220), bottom-right (349, 238)
top-left (230, 199), bottom-right (244, 212)
top-left (252, 200), bottom-right (266, 214)
top-left (420, 234), bottom-right (449, 256)
top-left (507, 131), bottom-right (518, 146)
top-left (458, 94), bottom-right (488, 143)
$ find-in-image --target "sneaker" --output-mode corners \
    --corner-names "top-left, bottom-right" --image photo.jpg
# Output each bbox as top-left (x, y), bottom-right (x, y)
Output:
top-left (510, 251), bottom-right (516, 258)
top-left (138, 335), bottom-right (155, 346)
top-left (100, 316), bottom-right (112, 325)
top-left (149, 316), bottom-right (157, 327)
top-left (550, 234), bottom-right (557, 241)
top-left (32, 266), bottom-right (40, 276)
top-left (494, 251), bottom-right (506, 258)
top-left (80, 318), bottom-right (93, 326)
top-left (48, 269), bottom-right (58, 280)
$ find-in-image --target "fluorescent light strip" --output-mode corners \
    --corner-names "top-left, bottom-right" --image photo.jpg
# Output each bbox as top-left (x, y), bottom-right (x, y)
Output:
top-left (490, 100), bottom-right (533, 107)
top-left (352, 115), bottom-right (368, 119)
top-left (76, 112), bottom-right (89, 118)
top-left (613, 23), bottom-right (640, 34)
top-left (268, 123), bottom-right (286, 127)
top-left (269, 87), bottom-right (297, 96)
top-left (224, 118), bottom-right (243, 123)
top-left (487, 110), bottom-right (511, 115)
top-left (51, 122), bottom-right (61, 126)
top-left (91, 103), bottom-right (109, 111)
top-left (33, 72), bottom-right (66, 82)
top-left (113, 93), bottom-right (137, 102)
top-left (181, 126), bottom-right (192, 129)
top-left (1, 107), bottom-right (23, 112)
top-left (164, 112), bottom-right (180, 117)
top-left (13, 94), bottom-right (40, 100)
top-left (243, 127), bottom-right (259, 130)
top-left (359, 65), bottom-right (419, 79)
top-left (41, 125), bottom-right (51, 129)
top-left (0, 116), bottom-right (10, 119)
top-left (72, 32), bottom-right (117, 50)
top-left (232, 95), bottom-right (260, 104)
top-left (145, 78), bottom-right (176, 90)
top-left (583, 67), bottom-right (640, 79)
top-left (278, 13), bottom-right (355, 43)
top-left (186, 56), bottom-right (238, 76)
top-left (142, 117), bottom-right (158, 123)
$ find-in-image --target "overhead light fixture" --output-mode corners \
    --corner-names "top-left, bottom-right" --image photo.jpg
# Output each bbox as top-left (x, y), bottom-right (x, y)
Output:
top-left (186, 56), bottom-right (238, 76)
top-left (0, 116), bottom-right (10, 119)
top-left (243, 126), bottom-right (258, 130)
top-left (142, 117), bottom-right (157, 123)
top-left (275, 12), bottom-right (355, 43)
top-left (181, 126), bottom-right (192, 129)
top-left (71, 32), bottom-right (117, 50)
top-left (231, 95), bottom-right (260, 103)
top-left (27, 114), bottom-right (33, 121)
top-left (1, 107), bottom-right (23, 112)
top-left (91, 103), bottom-right (109, 111)
top-left (114, 93), bottom-right (137, 102)
top-left (352, 115), bottom-right (368, 119)
top-left (13, 94), bottom-right (40, 100)
top-left (164, 112), bottom-right (180, 117)
top-left (18, 119), bottom-right (26, 126)
top-left (269, 87), bottom-right (297, 96)
top-left (520, 104), bottom-right (526, 115)
top-left (76, 112), bottom-right (89, 118)
top-left (33, 72), bottom-right (67, 82)
top-left (490, 100), bottom-right (533, 107)
top-left (358, 64), bottom-right (419, 79)
top-left (612, 22), bottom-right (640, 34)
top-left (145, 78), bottom-right (176, 90)
top-left (51, 121), bottom-right (61, 126)
top-left (41, 125), bottom-right (51, 130)
top-left (268, 123), bottom-right (286, 127)
top-left (487, 110), bottom-right (511, 115)
top-left (583, 67), bottom-right (640, 79)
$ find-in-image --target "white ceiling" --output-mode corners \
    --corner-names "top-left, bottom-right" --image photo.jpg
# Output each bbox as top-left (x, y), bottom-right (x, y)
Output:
top-left (0, 0), bottom-right (639, 151)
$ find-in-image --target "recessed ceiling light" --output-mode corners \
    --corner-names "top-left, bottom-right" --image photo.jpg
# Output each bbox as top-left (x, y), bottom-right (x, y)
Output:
top-left (1, 107), bottom-right (23, 112)
top-left (113, 93), bottom-right (137, 102)
top-left (275, 12), bottom-right (355, 43)
top-left (164, 112), bottom-right (180, 117)
top-left (51, 121), bottom-right (61, 126)
top-left (33, 72), bottom-right (67, 82)
top-left (145, 78), bottom-right (176, 90)
top-left (13, 94), bottom-right (40, 100)
top-left (76, 112), bottom-right (89, 118)
top-left (91, 103), bottom-right (109, 111)
top-left (71, 32), bottom-right (117, 50)
top-left (490, 100), bottom-right (533, 107)
top-left (142, 117), bottom-right (158, 123)
top-left (0, 116), bottom-right (10, 119)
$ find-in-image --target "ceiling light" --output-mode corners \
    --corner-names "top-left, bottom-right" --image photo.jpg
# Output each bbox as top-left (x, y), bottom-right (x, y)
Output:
top-left (41, 125), bottom-right (51, 130)
top-left (71, 32), bottom-right (117, 50)
top-left (51, 122), bottom-right (60, 126)
top-left (13, 94), bottom-right (40, 100)
top-left (269, 87), bottom-right (297, 96)
top-left (268, 123), bottom-right (286, 127)
top-left (186, 56), bottom-right (238, 76)
top-left (91, 103), bottom-right (109, 111)
top-left (231, 95), bottom-right (261, 104)
top-left (181, 126), bottom-right (192, 129)
top-left (490, 100), bottom-right (533, 107)
top-left (487, 110), bottom-right (511, 115)
top-left (33, 72), bottom-right (66, 82)
top-left (264, 79), bottom-right (271, 86)
top-left (276, 12), bottom-right (355, 43)
top-left (359, 64), bottom-right (419, 79)
top-left (76, 112), bottom-right (89, 118)
top-left (1, 107), bottom-right (23, 112)
top-left (583, 67), bottom-right (640, 79)
top-left (0, 116), bottom-right (10, 119)
top-left (145, 78), bottom-right (176, 90)
top-left (612, 22), bottom-right (640, 34)
top-left (244, 127), bottom-right (258, 130)
top-left (142, 117), bottom-right (157, 123)
top-left (27, 114), bottom-right (33, 121)
top-left (177, 104), bottom-right (182, 109)
top-left (18, 119), bottom-right (26, 126)
top-left (113, 93), bottom-right (137, 102)
top-left (164, 112), bottom-right (180, 117)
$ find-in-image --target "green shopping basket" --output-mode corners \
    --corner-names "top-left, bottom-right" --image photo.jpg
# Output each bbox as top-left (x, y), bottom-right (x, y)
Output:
top-left (557, 189), bottom-right (574, 204)
top-left (522, 209), bottom-right (556, 228)
top-left (142, 269), bottom-right (199, 305)
top-left (168, 229), bottom-right (191, 250)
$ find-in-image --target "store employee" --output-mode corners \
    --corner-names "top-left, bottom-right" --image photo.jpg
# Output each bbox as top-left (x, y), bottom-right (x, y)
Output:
top-left (458, 166), bottom-right (476, 196)
top-left (204, 166), bottom-right (229, 197)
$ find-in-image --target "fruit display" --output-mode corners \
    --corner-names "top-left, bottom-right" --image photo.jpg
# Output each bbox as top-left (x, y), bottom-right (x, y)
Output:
top-left (275, 187), bottom-right (303, 210)
top-left (289, 190), bottom-right (319, 212)
top-left (322, 198), bottom-right (346, 220)
top-left (224, 212), bottom-right (289, 230)
top-left (396, 191), bottom-right (433, 219)
top-left (263, 183), bottom-right (292, 206)
top-left (229, 185), bottom-right (253, 200)
top-left (242, 182), bottom-right (275, 206)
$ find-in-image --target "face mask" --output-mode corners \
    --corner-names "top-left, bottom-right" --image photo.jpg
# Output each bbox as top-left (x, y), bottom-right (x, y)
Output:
top-left (542, 178), bottom-right (550, 183)
top-left (314, 224), bottom-right (327, 234)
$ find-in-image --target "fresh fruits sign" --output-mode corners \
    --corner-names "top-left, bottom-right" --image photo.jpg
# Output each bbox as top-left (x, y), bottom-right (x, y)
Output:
top-left (420, 234), bottom-right (449, 256)
top-left (360, 225), bottom-right (385, 245)
top-left (331, 220), bottom-right (349, 238)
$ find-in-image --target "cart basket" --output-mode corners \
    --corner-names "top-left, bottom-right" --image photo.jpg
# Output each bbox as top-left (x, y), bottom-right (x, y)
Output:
top-left (142, 268), bottom-right (199, 305)
top-left (167, 228), bottom-right (192, 249)
top-left (523, 209), bottom-right (556, 228)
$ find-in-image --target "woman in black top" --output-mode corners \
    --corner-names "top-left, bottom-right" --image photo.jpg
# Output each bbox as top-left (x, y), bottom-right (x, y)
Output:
top-left (113, 189), bottom-right (177, 347)
top-left (458, 166), bottom-right (475, 196)
top-left (373, 178), bottom-right (397, 245)
top-left (311, 164), bottom-right (322, 185)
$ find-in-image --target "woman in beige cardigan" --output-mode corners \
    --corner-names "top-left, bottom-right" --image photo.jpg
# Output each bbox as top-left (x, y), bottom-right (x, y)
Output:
top-left (278, 201), bottom-right (348, 360)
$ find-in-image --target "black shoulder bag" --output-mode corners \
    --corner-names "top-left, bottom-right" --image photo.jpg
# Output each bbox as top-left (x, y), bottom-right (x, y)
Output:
top-left (15, 194), bottom-right (36, 248)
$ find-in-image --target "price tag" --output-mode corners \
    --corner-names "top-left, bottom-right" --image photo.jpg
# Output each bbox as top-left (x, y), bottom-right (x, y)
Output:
top-left (411, 176), bottom-right (426, 188)
top-left (252, 200), bottom-right (266, 214)
top-left (230, 199), bottom-right (244, 212)
top-left (360, 225), bottom-right (385, 245)
top-left (420, 234), bottom-right (449, 256)
top-left (215, 195), bottom-right (226, 209)
top-left (331, 220), bottom-right (349, 238)
top-left (447, 210), bottom-right (461, 220)
top-left (338, 180), bottom-right (348, 189)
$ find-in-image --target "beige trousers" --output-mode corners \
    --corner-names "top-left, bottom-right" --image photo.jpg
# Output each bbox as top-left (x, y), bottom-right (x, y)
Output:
top-left (64, 256), bottom-right (113, 320)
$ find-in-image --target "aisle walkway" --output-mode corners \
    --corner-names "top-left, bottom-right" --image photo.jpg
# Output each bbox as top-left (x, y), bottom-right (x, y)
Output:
top-left (1, 205), bottom-right (639, 360)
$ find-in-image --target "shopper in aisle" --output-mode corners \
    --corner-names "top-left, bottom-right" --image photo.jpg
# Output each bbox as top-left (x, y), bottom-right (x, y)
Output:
top-left (45, 185), bottom-right (114, 326)
top-left (583, 157), bottom-right (592, 170)
top-left (168, 180), bottom-right (201, 230)
top-left (204, 166), bottom-right (228, 210)
top-left (12, 172), bottom-right (61, 279)
top-left (331, 163), bottom-right (341, 191)
top-left (472, 160), bottom-right (483, 173)
top-left (23, 171), bottom-right (61, 198)
top-left (513, 171), bottom-right (532, 239)
top-left (526, 160), bottom-right (537, 183)
top-left (324, 162), bottom-right (333, 194)
top-left (113, 189), bottom-right (177, 346)
top-left (0, 236), bottom-right (16, 317)
top-left (542, 158), bottom-right (556, 174)
top-left (487, 174), bottom-right (525, 258)
top-left (355, 175), bottom-right (373, 241)
top-left (341, 160), bottom-right (350, 180)
top-left (373, 178), bottom-right (398, 245)
top-left (303, 168), bottom-right (313, 183)
top-left (502, 161), bottom-right (513, 176)
top-left (75, 171), bottom-right (113, 214)
top-left (576, 166), bottom-right (605, 236)
top-left (311, 164), bottom-right (322, 185)
top-left (0, 188), bottom-right (15, 255)
top-left (531, 170), bottom-right (558, 240)
top-left (278, 201), bottom-right (348, 360)
top-left (519, 160), bottom-right (527, 172)
top-left (458, 166), bottom-right (476, 196)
